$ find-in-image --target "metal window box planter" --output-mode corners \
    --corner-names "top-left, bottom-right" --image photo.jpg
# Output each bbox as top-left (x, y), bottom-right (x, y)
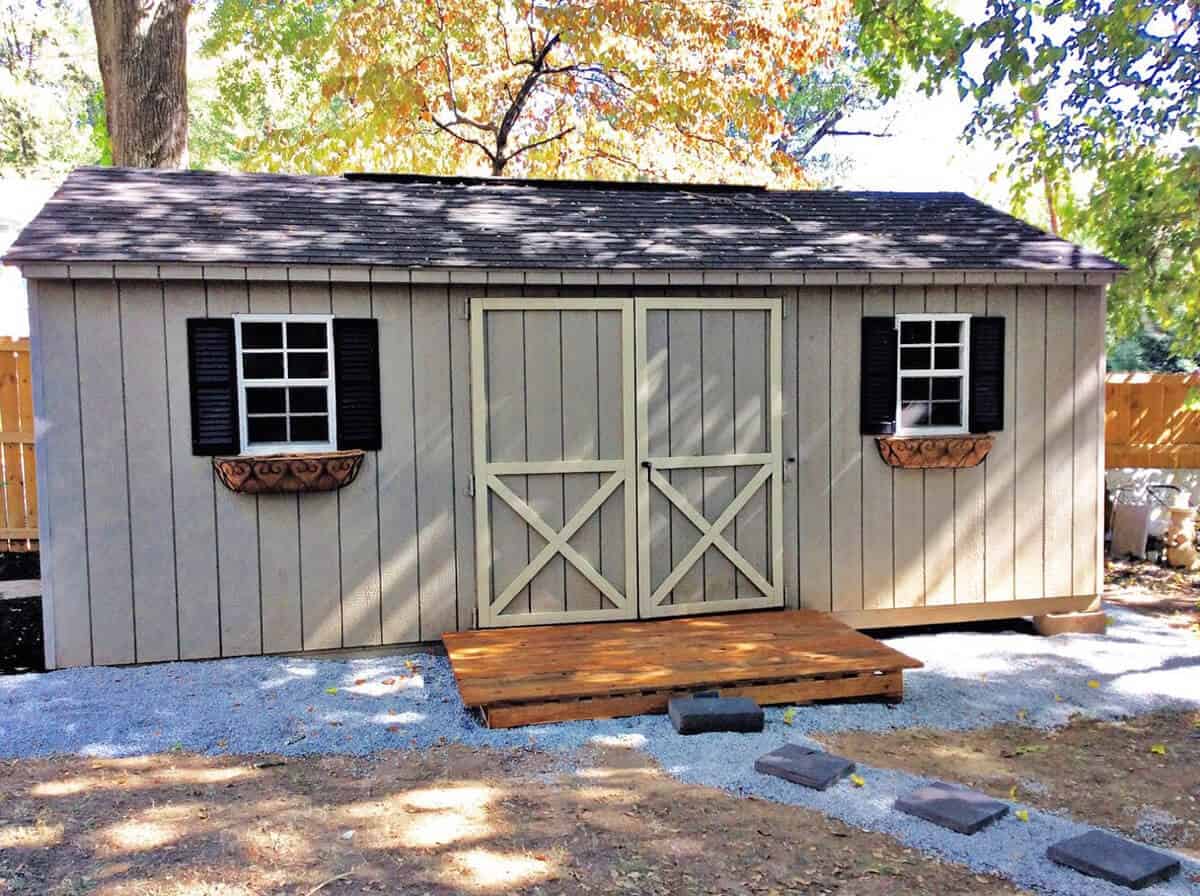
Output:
top-left (213, 450), bottom-right (365, 495)
top-left (876, 435), bottom-right (993, 470)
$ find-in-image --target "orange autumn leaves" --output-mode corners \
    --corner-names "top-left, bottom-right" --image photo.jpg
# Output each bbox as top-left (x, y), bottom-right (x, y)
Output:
top-left (256, 0), bottom-right (851, 184)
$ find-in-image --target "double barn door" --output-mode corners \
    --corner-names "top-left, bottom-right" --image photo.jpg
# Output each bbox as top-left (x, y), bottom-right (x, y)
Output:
top-left (471, 297), bottom-right (783, 627)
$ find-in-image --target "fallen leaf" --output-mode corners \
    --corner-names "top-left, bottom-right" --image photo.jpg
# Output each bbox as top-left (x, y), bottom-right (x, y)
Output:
top-left (1150, 744), bottom-right (1167, 755)
top-left (1016, 709), bottom-right (1027, 721)
top-left (849, 774), bottom-right (865, 788)
top-left (387, 725), bottom-right (401, 733)
top-left (354, 678), bottom-right (366, 686)
top-left (782, 707), bottom-right (796, 726)
top-left (1054, 694), bottom-right (1063, 703)
top-left (1008, 785), bottom-right (1018, 800)
top-left (325, 687), bottom-right (338, 696)
top-left (1087, 680), bottom-right (1100, 689)
top-left (382, 678), bottom-right (396, 686)
top-left (1015, 809), bottom-right (1030, 822)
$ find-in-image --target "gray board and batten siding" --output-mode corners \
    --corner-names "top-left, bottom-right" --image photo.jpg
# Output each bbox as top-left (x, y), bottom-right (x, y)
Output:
top-left (25, 272), bottom-right (1105, 668)
top-left (10, 167), bottom-right (1117, 668)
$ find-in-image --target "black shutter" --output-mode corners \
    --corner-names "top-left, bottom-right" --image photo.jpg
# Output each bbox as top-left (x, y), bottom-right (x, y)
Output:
top-left (333, 318), bottom-right (382, 450)
top-left (187, 318), bottom-right (240, 455)
top-left (969, 316), bottom-right (1006, 433)
top-left (860, 316), bottom-right (898, 435)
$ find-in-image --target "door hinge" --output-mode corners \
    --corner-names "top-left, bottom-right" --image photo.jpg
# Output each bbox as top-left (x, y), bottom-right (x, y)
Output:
top-left (466, 474), bottom-right (475, 497)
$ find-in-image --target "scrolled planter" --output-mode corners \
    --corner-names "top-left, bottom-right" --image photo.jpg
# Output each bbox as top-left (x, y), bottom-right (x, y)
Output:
top-left (213, 450), bottom-right (365, 495)
top-left (876, 435), bottom-right (993, 470)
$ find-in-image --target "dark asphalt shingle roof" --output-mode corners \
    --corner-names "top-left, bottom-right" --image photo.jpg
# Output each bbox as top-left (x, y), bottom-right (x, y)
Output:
top-left (3, 166), bottom-right (1122, 272)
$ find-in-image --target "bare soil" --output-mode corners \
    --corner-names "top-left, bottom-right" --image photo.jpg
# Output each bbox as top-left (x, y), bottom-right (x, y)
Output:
top-left (1106, 557), bottom-right (1200, 631)
top-left (0, 744), bottom-right (1026, 896)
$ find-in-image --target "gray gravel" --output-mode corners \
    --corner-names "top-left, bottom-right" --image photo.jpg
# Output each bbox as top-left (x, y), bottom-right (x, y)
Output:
top-left (3, 604), bottom-right (1198, 895)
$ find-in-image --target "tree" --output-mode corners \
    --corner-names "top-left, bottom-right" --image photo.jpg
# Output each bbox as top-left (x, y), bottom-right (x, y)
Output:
top-left (0, 0), bottom-right (102, 175)
top-left (205, 0), bottom-right (851, 183)
top-left (854, 0), bottom-right (1200, 358)
top-left (89, 0), bottom-right (190, 167)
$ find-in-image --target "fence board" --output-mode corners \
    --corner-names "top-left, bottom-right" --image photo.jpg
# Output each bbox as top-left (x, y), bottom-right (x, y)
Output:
top-left (1106, 373), bottom-right (1200, 468)
top-left (0, 338), bottom-right (36, 550)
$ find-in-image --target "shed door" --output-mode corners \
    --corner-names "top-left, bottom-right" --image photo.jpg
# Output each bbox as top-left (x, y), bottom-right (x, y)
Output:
top-left (471, 298), bottom-right (638, 627)
top-left (636, 298), bottom-right (785, 618)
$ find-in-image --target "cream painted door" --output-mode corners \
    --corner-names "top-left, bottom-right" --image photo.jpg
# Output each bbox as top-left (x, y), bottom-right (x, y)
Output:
top-left (471, 298), bottom-right (639, 627)
top-left (635, 298), bottom-right (785, 618)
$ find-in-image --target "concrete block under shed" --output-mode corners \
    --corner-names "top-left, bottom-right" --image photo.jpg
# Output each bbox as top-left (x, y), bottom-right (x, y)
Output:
top-left (894, 782), bottom-right (1009, 834)
top-left (754, 744), bottom-right (855, 790)
top-left (667, 693), bottom-right (764, 735)
top-left (1046, 830), bottom-right (1180, 890)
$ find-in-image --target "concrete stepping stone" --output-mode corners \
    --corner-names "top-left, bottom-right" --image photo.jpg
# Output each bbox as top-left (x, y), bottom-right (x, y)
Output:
top-left (894, 781), bottom-right (1009, 834)
top-left (667, 692), bottom-right (764, 735)
top-left (754, 743), bottom-right (855, 790)
top-left (1047, 830), bottom-right (1181, 890)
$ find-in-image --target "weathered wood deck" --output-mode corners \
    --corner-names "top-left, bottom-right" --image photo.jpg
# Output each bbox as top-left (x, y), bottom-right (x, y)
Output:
top-left (443, 609), bottom-right (924, 728)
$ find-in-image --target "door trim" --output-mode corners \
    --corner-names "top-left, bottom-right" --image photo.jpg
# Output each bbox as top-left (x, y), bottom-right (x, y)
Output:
top-left (470, 296), bottom-right (639, 628)
top-left (634, 297), bottom-right (785, 618)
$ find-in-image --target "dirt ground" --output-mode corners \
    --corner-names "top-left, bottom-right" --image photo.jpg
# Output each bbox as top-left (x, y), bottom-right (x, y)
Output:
top-left (0, 745), bottom-right (1027, 896)
top-left (1106, 557), bottom-right (1200, 631)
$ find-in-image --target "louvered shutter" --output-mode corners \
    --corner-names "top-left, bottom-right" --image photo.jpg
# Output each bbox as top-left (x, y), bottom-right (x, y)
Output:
top-left (333, 318), bottom-right (382, 450)
top-left (969, 316), bottom-right (1006, 433)
top-left (860, 316), bottom-right (898, 435)
top-left (187, 318), bottom-right (240, 455)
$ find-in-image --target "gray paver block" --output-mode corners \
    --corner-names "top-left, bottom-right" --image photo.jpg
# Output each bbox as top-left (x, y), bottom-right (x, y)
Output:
top-left (754, 743), bottom-right (856, 790)
top-left (894, 781), bottom-right (1009, 834)
top-left (1047, 830), bottom-right (1181, 890)
top-left (667, 694), bottom-right (764, 735)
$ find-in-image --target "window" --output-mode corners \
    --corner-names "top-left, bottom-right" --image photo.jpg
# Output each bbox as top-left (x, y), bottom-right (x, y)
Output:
top-left (235, 315), bottom-right (336, 454)
top-left (895, 313), bottom-right (969, 436)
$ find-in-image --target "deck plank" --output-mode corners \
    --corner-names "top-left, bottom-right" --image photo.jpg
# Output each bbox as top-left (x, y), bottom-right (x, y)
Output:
top-left (444, 609), bottom-right (922, 722)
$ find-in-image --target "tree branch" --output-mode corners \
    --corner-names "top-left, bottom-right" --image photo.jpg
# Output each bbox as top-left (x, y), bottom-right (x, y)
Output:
top-left (501, 125), bottom-right (575, 166)
top-left (432, 116), bottom-right (497, 162)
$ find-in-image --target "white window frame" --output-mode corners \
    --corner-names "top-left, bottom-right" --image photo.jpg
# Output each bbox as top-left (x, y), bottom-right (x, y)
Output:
top-left (895, 312), bottom-right (970, 437)
top-left (234, 313), bottom-right (337, 456)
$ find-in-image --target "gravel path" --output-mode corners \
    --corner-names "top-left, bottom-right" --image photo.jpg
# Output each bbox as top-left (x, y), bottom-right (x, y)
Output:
top-left (3, 604), bottom-right (1198, 894)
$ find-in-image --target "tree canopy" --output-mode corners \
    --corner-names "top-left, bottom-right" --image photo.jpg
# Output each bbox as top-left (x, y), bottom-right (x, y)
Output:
top-left (203, 0), bottom-right (853, 183)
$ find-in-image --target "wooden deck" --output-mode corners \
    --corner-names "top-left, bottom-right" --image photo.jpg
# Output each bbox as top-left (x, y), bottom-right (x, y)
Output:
top-left (443, 610), bottom-right (924, 728)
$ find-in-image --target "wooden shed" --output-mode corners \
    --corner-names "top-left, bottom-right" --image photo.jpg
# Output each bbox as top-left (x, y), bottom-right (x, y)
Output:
top-left (4, 167), bottom-right (1121, 669)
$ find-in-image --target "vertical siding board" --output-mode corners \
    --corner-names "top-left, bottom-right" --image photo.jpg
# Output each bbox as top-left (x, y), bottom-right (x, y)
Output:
top-left (922, 286), bottom-right (957, 606)
top-left (119, 281), bottom-right (179, 662)
top-left (830, 287), bottom-right (864, 611)
top-left (524, 310), bottom-right (567, 613)
top-left (374, 283), bottom-right (421, 643)
top-left (1014, 286), bottom-right (1047, 600)
top-left (701, 310), bottom-right (737, 601)
top-left (781, 291), bottom-right (800, 608)
top-left (1072, 287), bottom-right (1103, 596)
top-left (247, 282), bottom-right (302, 653)
top-left (668, 310), bottom-right (705, 603)
top-left (30, 280), bottom-right (90, 667)
top-left (794, 288), bottom-right (832, 610)
top-left (289, 282), bottom-right (343, 649)
top-left (449, 288), bottom-right (476, 631)
top-left (953, 286), bottom-right (987, 604)
top-left (561, 309), bottom-right (602, 611)
top-left (645, 308), bottom-right (672, 601)
top-left (332, 283), bottom-right (384, 645)
top-left (983, 286), bottom-right (1018, 602)
top-left (411, 287), bottom-right (458, 638)
top-left (596, 309), bottom-right (627, 606)
top-left (1044, 286), bottom-right (1076, 597)
top-left (206, 279), bottom-right (261, 656)
top-left (892, 287), bottom-right (926, 607)
top-left (734, 308), bottom-right (770, 599)
top-left (860, 286), bottom-right (895, 609)
top-left (75, 280), bottom-right (135, 664)
top-left (164, 282), bottom-right (220, 658)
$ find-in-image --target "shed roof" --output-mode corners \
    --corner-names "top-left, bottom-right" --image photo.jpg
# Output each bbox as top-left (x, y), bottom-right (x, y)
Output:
top-left (3, 166), bottom-right (1122, 272)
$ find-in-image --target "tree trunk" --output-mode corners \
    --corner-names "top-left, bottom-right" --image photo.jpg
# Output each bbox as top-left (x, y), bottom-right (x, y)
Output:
top-left (90, 0), bottom-right (190, 168)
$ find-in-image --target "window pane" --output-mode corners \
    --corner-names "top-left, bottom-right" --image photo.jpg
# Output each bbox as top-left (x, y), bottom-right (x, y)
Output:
top-left (244, 352), bottom-right (284, 379)
top-left (289, 386), bottom-right (328, 413)
top-left (241, 321), bottom-right (283, 349)
top-left (246, 387), bottom-right (286, 414)
top-left (287, 322), bottom-right (327, 349)
top-left (900, 321), bottom-right (931, 344)
top-left (900, 347), bottom-right (930, 370)
top-left (287, 351), bottom-right (329, 378)
top-left (935, 320), bottom-right (962, 343)
top-left (289, 415), bottom-right (329, 442)
top-left (934, 346), bottom-right (961, 370)
top-left (931, 377), bottom-right (961, 400)
top-left (930, 402), bottom-right (962, 426)
top-left (901, 378), bottom-right (930, 401)
top-left (900, 402), bottom-right (930, 427)
top-left (247, 416), bottom-right (287, 443)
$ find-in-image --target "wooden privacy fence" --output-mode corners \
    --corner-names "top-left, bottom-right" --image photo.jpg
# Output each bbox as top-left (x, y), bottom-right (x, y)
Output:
top-left (0, 338), bottom-right (37, 550)
top-left (1106, 372), bottom-right (1200, 468)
